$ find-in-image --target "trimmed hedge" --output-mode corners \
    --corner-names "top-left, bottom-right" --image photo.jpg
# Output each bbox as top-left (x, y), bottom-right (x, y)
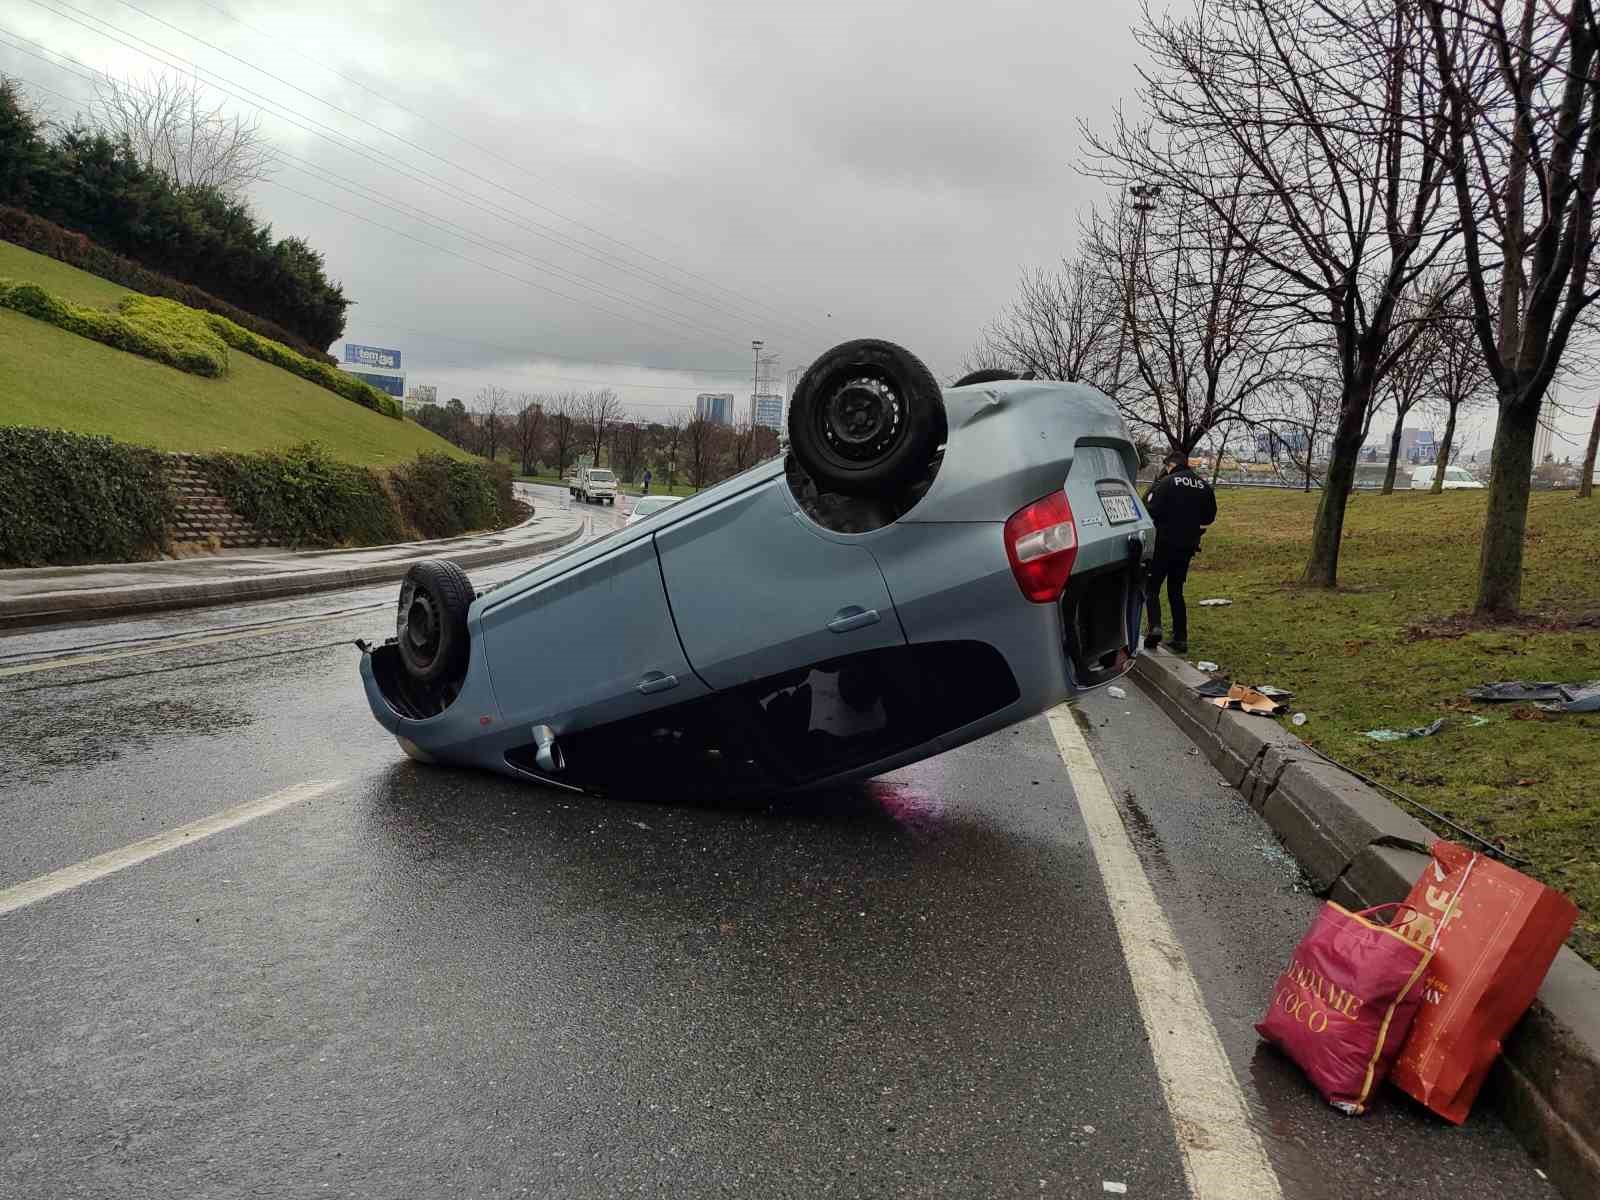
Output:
top-left (198, 444), bottom-right (518, 548)
top-left (0, 427), bottom-right (173, 566)
top-left (0, 279), bottom-right (229, 377)
top-left (0, 206), bottom-right (337, 364)
top-left (198, 443), bottom-right (403, 548)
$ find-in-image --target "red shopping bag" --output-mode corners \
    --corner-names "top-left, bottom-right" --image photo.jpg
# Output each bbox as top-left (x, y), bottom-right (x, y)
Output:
top-left (1390, 841), bottom-right (1578, 1124)
top-left (1256, 902), bottom-right (1436, 1114)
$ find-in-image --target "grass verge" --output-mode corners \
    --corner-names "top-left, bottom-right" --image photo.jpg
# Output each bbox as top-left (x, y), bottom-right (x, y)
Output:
top-left (1184, 487), bottom-right (1600, 963)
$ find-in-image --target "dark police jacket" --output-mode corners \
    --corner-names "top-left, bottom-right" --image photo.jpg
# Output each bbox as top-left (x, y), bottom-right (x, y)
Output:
top-left (1144, 466), bottom-right (1218, 553)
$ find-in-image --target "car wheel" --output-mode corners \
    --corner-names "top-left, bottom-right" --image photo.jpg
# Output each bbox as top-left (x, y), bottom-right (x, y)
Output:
top-left (396, 559), bottom-right (473, 686)
top-left (788, 339), bottom-right (946, 495)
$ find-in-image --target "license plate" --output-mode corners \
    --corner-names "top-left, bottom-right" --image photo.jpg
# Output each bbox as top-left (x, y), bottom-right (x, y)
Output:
top-left (1100, 493), bottom-right (1138, 524)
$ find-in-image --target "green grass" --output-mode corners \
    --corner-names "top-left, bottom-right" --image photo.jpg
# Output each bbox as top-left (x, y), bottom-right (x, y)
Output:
top-left (0, 243), bottom-right (468, 467)
top-left (1188, 487), bottom-right (1600, 962)
top-left (0, 240), bottom-right (131, 307)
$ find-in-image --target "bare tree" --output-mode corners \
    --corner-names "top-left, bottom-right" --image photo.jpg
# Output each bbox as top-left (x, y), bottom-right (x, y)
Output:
top-left (1423, 0), bottom-right (1600, 611)
top-left (1091, 0), bottom-right (1464, 586)
top-left (660, 411), bottom-right (687, 487)
top-left (473, 386), bottom-right (507, 464)
top-left (966, 256), bottom-right (1122, 383)
top-left (1084, 175), bottom-right (1294, 454)
top-left (513, 393), bottom-right (547, 476)
top-left (1579, 395), bottom-right (1600, 498)
top-left (1428, 297), bottom-right (1497, 493)
top-left (581, 388), bottom-right (623, 469)
top-left (684, 415), bottom-right (721, 490)
top-left (547, 392), bottom-right (581, 476)
top-left (611, 420), bottom-right (646, 484)
top-left (92, 71), bottom-right (276, 197)
top-left (1375, 288), bottom-right (1452, 494)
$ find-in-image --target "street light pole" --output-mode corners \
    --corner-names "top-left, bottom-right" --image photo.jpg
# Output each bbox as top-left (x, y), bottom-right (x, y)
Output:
top-left (1112, 183), bottom-right (1161, 408)
top-left (751, 339), bottom-right (764, 427)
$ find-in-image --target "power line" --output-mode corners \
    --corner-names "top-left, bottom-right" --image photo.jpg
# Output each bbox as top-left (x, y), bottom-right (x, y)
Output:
top-left (274, 154), bottom-right (749, 343)
top-left (9, 6), bottom-right (765, 350)
top-left (0, 62), bottom-right (790, 384)
top-left (188, 0), bottom-right (830, 346)
top-left (104, 0), bottom-right (832, 348)
top-left (258, 178), bottom-right (723, 350)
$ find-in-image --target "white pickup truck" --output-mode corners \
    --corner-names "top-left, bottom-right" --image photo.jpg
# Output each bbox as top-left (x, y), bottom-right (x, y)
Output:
top-left (574, 466), bottom-right (619, 505)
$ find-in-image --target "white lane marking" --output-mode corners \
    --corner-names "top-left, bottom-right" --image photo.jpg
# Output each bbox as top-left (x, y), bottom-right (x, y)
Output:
top-left (1048, 707), bottom-right (1282, 1200)
top-left (0, 780), bottom-right (342, 917)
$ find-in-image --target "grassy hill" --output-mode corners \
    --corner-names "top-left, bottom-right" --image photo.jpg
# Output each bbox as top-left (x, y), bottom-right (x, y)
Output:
top-left (0, 241), bottom-right (468, 467)
top-left (1189, 487), bottom-right (1599, 962)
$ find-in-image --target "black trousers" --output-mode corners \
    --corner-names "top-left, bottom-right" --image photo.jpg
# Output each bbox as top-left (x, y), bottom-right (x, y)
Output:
top-left (1146, 545), bottom-right (1196, 643)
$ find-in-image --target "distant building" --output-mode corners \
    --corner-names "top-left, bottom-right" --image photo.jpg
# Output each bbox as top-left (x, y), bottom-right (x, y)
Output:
top-left (696, 392), bottom-right (734, 425)
top-left (751, 394), bottom-right (784, 431)
top-left (1402, 428), bottom-right (1438, 464)
top-left (402, 383), bottom-right (437, 413)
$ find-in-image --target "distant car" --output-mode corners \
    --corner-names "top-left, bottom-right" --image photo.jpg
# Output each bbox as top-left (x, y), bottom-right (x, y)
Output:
top-left (626, 495), bottom-right (683, 527)
top-left (575, 466), bottom-right (618, 505)
top-left (360, 338), bottom-right (1154, 798)
top-left (1410, 465), bottom-right (1485, 490)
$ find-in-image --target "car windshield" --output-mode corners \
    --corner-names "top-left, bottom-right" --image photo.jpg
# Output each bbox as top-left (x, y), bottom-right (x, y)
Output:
top-left (1445, 468), bottom-right (1473, 481)
top-left (588, 470), bottom-right (614, 482)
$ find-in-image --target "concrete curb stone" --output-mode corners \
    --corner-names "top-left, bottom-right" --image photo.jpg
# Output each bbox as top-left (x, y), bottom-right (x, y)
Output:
top-left (0, 520), bottom-right (585, 630)
top-left (1131, 649), bottom-right (1600, 1200)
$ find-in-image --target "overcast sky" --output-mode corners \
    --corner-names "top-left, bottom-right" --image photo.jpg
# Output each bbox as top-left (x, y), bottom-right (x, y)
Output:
top-left (2, 0), bottom-right (1595, 457)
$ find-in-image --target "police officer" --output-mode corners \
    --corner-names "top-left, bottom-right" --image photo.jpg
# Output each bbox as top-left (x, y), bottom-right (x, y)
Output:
top-left (1143, 450), bottom-right (1217, 655)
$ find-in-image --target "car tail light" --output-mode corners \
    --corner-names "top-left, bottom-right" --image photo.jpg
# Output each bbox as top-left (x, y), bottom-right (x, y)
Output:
top-left (1005, 491), bottom-right (1078, 603)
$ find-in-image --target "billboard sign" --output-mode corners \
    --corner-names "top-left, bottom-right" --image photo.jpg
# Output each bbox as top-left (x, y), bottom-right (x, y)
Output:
top-left (344, 343), bottom-right (402, 370)
top-left (347, 369), bottom-right (405, 397)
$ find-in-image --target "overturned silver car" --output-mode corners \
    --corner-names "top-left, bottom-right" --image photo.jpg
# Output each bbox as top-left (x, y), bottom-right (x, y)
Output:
top-left (359, 339), bottom-right (1153, 796)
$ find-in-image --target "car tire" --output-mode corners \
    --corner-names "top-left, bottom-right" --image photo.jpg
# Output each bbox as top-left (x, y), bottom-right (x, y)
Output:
top-left (788, 338), bottom-right (946, 496)
top-left (396, 559), bottom-right (473, 686)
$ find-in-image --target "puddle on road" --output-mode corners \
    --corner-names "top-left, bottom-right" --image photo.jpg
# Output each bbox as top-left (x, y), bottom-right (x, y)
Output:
top-left (2, 694), bottom-right (254, 785)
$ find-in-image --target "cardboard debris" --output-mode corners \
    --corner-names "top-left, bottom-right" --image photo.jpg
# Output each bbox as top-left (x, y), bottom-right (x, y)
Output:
top-left (1210, 684), bottom-right (1288, 715)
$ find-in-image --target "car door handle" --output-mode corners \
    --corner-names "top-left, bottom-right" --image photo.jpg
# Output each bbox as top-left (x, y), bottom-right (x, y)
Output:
top-left (637, 671), bottom-right (679, 695)
top-left (827, 606), bottom-right (881, 634)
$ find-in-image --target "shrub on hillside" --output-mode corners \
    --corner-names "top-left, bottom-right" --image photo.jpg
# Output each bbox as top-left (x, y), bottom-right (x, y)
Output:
top-left (389, 453), bottom-right (509, 538)
top-left (0, 279), bottom-right (229, 377)
top-left (0, 426), bottom-right (173, 566)
top-left (0, 206), bottom-right (336, 363)
top-left (200, 446), bottom-right (518, 549)
top-left (198, 443), bottom-right (402, 548)
top-left (195, 308), bottom-right (402, 419)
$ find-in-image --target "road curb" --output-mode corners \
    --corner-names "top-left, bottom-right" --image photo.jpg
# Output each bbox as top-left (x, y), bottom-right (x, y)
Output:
top-left (1131, 650), bottom-right (1600, 1200)
top-left (0, 520), bottom-right (586, 631)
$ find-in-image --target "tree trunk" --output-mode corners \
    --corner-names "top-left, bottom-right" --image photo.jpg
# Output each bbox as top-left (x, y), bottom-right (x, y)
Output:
top-left (1382, 422), bottom-right (1404, 494)
top-left (1579, 397), bottom-right (1600, 500)
top-left (1431, 403), bottom-right (1459, 495)
top-left (1475, 395), bottom-right (1539, 617)
top-left (1302, 385), bottom-right (1370, 587)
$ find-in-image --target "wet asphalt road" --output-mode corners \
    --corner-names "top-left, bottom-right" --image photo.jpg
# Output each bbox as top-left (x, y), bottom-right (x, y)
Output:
top-left (0, 488), bottom-right (1558, 1199)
